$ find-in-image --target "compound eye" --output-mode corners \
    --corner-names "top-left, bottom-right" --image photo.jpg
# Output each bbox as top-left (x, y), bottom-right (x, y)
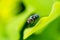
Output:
top-left (35, 14), bottom-right (39, 18)
top-left (29, 16), bottom-right (33, 19)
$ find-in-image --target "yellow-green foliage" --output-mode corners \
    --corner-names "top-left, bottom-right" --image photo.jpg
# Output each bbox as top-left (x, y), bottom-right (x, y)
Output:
top-left (0, 0), bottom-right (60, 40)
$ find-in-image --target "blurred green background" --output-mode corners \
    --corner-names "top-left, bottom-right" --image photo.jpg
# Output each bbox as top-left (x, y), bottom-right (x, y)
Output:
top-left (0, 0), bottom-right (60, 40)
